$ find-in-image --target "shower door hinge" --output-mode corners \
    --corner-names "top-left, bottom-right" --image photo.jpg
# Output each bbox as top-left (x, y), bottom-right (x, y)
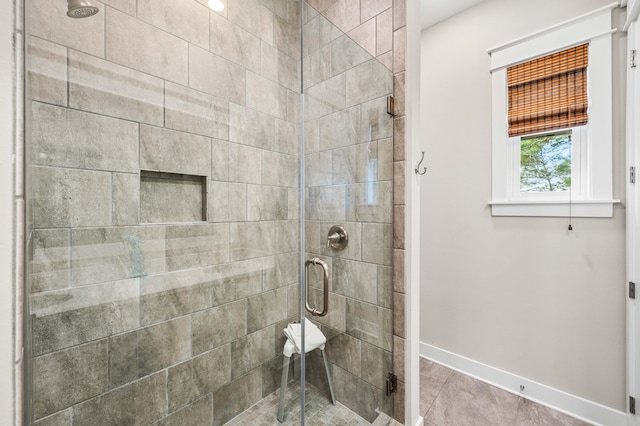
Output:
top-left (631, 49), bottom-right (637, 68)
top-left (631, 396), bottom-right (636, 414)
top-left (630, 282), bottom-right (636, 299)
top-left (631, 166), bottom-right (636, 184)
top-left (386, 373), bottom-right (398, 396)
top-left (387, 96), bottom-right (395, 116)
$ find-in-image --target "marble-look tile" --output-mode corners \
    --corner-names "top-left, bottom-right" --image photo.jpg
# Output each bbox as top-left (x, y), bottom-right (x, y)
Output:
top-left (31, 279), bottom-right (140, 355)
top-left (210, 11), bottom-right (261, 73)
top-left (376, 7), bottom-right (393, 56)
top-left (325, 332), bottom-right (361, 377)
top-left (309, 289), bottom-right (346, 332)
top-left (70, 226), bottom-right (166, 286)
top-left (73, 372), bottom-right (167, 425)
top-left (68, 50), bottom-right (164, 126)
top-left (109, 332), bottom-right (138, 388)
top-left (362, 0), bottom-right (392, 22)
top-left (192, 299), bottom-right (247, 355)
top-left (333, 257), bottom-right (378, 304)
top-left (393, 161), bottom-right (405, 205)
top-left (212, 368), bottom-right (263, 426)
top-left (140, 268), bottom-right (213, 325)
top-left (29, 0), bottom-right (105, 57)
top-left (323, 0), bottom-right (360, 34)
top-left (31, 102), bottom-right (139, 173)
top-left (308, 186), bottom-right (346, 222)
top-left (229, 221), bottom-right (275, 261)
top-left (101, 0), bottom-right (135, 15)
top-left (30, 229), bottom-right (70, 293)
top-left (247, 287), bottom-right (289, 333)
top-left (157, 395), bottom-right (213, 426)
top-left (28, 37), bottom-right (67, 106)
top-left (392, 249), bottom-right (405, 293)
top-left (32, 166), bottom-right (111, 228)
top-left (34, 408), bottom-right (71, 426)
top-left (112, 173), bottom-right (139, 226)
top-left (274, 220), bottom-right (298, 255)
top-left (275, 119), bottom-right (299, 155)
top-left (514, 398), bottom-right (592, 426)
top-left (393, 204), bottom-right (405, 249)
top-left (212, 259), bottom-right (263, 306)
top-left (165, 223), bottom-right (229, 271)
top-left (208, 181), bottom-right (247, 222)
top-left (263, 252), bottom-right (298, 291)
top-left (330, 35), bottom-right (372, 77)
top-left (167, 345), bottom-right (231, 411)
top-left (263, 151), bottom-right (299, 187)
top-left (394, 71), bottom-right (406, 117)
top-left (189, 44), bottom-right (246, 105)
top-left (424, 370), bottom-right (519, 426)
top-left (137, 316), bottom-right (191, 376)
top-left (165, 82), bottom-right (230, 140)
top-left (361, 342), bottom-right (392, 391)
top-left (34, 340), bottom-right (108, 419)
top-left (393, 0), bottom-right (406, 30)
top-left (393, 336), bottom-right (405, 382)
top-left (348, 18), bottom-right (376, 58)
top-left (307, 0), bottom-right (339, 14)
top-left (360, 97), bottom-right (393, 143)
top-left (362, 223), bottom-right (392, 265)
top-left (378, 51), bottom-right (393, 71)
top-left (275, 14), bottom-right (301, 60)
top-left (231, 326), bottom-right (277, 378)
top-left (211, 139), bottom-right (230, 181)
top-left (393, 116), bottom-right (405, 161)
top-left (346, 298), bottom-right (392, 351)
top-left (229, 103), bottom-right (276, 151)
top-left (377, 265), bottom-right (392, 308)
top-left (392, 27), bottom-right (406, 74)
top-left (106, 8), bottom-right (188, 84)
top-left (347, 59), bottom-right (393, 107)
top-left (319, 106), bottom-right (360, 151)
top-left (346, 181), bottom-right (393, 223)
top-left (140, 125), bottom-right (211, 177)
top-left (138, 0), bottom-right (209, 49)
top-left (228, 143), bottom-right (263, 184)
top-left (247, 71), bottom-right (288, 120)
top-left (228, 0), bottom-right (275, 45)
top-left (247, 185), bottom-right (289, 221)
top-left (332, 364), bottom-right (392, 422)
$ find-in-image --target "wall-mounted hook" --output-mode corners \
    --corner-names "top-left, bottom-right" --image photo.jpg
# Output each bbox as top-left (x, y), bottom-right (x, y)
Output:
top-left (415, 151), bottom-right (427, 175)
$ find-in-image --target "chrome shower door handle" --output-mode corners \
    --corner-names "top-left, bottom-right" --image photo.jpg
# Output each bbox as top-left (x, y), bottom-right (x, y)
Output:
top-left (304, 258), bottom-right (329, 317)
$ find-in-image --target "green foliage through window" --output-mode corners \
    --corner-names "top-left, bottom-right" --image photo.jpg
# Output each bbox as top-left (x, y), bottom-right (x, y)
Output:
top-left (520, 132), bottom-right (571, 192)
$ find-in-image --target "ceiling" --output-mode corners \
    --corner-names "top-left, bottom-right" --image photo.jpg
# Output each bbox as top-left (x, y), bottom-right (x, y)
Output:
top-left (421, 0), bottom-right (487, 29)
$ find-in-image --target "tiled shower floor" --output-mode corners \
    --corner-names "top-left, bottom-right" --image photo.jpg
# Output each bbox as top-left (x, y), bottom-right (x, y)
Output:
top-left (226, 358), bottom-right (592, 425)
top-left (224, 380), bottom-right (398, 426)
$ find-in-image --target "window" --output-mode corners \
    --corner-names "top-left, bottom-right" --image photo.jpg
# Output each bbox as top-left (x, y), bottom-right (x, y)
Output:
top-left (488, 5), bottom-right (618, 217)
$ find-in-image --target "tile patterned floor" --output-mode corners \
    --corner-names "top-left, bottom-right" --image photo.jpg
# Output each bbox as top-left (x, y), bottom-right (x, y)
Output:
top-left (226, 358), bottom-right (591, 425)
top-left (419, 358), bottom-right (593, 426)
top-left (224, 380), bottom-right (399, 426)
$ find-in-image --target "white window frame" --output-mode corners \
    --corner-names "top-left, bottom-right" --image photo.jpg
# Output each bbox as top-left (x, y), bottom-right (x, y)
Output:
top-left (488, 3), bottom-right (620, 217)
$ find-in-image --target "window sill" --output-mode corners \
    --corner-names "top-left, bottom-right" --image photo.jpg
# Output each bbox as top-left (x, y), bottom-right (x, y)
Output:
top-left (488, 199), bottom-right (621, 218)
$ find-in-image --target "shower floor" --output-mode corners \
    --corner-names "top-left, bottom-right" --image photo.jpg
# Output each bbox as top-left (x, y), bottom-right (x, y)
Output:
top-left (224, 381), bottom-right (398, 426)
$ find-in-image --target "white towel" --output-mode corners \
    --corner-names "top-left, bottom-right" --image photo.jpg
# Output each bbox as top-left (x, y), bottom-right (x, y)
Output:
top-left (283, 321), bottom-right (326, 354)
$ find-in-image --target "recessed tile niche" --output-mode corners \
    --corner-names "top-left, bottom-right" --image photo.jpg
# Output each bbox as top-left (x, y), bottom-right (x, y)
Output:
top-left (140, 170), bottom-right (207, 223)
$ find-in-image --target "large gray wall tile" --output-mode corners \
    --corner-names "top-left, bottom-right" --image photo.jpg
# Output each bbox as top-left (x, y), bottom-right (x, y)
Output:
top-left (165, 82), bottom-right (230, 140)
top-left (212, 368), bottom-right (262, 426)
top-left (34, 408), bottom-right (71, 426)
top-left (158, 395), bottom-right (213, 426)
top-left (228, 0), bottom-right (275, 45)
top-left (71, 226), bottom-right (166, 286)
top-left (346, 59), bottom-right (393, 106)
top-left (112, 173), bottom-right (140, 226)
top-left (346, 298), bottom-right (392, 351)
top-left (210, 12), bottom-right (261, 73)
top-left (362, 223), bottom-right (392, 265)
top-left (229, 103), bottom-right (276, 151)
top-left (109, 332), bottom-right (138, 388)
top-left (247, 185), bottom-right (288, 221)
top-left (28, 37), bottom-right (67, 106)
top-left (247, 287), bottom-right (288, 333)
top-left (189, 45), bottom-right (246, 105)
top-left (140, 172), bottom-right (207, 223)
top-left (140, 125), bottom-right (211, 177)
top-left (34, 340), bottom-right (108, 419)
top-left (106, 8), bottom-right (188, 84)
top-left (137, 316), bottom-right (191, 376)
top-left (230, 326), bottom-right (276, 379)
top-left (263, 252), bottom-right (298, 291)
top-left (30, 229), bottom-right (70, 293)
top-left (208, 181), bottom-right (247, 222)
top-left (192, 299), bottom-right (247, 355)
top-left (333, 258), bottom-right (378, 304)
top-left (246, 71), bottom-right (287, 119)
top-left (73, 372), bottom-right (167, 425)
top-left (32, 102), bottom-right (139, 173)
top-left (69, 50), bottom-right (164, 126)
top-left (262, 151), bottom-right (299, 187)
top-left (168, 345), bottom-right (230, 411)
top-left (32, 166), bottom-right (112, 228)
top-left (165, 223), bottom-right (229, 270)
top-left (229, 221), bottom-right (275, 261)
top-left (138, 0), bottom-right (209, 48)
top-left (29, 0), bottom-right (105, 57)
top-left (141, 268), bottom-right (213, 325)
top-left (211, 259), bottom-right (263, 306)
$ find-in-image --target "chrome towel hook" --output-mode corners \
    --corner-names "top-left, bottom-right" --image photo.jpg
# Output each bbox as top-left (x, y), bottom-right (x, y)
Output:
top-left (415, 151), bottom-right (427, 175)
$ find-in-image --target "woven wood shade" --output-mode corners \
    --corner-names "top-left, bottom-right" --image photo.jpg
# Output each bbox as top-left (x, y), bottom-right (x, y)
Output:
top-left (507, 43), bottom-right (589, 137)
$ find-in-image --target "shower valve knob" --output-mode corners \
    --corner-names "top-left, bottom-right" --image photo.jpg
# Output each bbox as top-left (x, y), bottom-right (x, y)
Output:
top-left (326, 226), bottom-right (348, 251)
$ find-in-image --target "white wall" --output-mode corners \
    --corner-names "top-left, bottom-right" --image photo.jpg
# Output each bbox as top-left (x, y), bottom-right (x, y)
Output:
top-left (0, 0), bottom-right (16, 424)
top-left (420, 0), bottom-right (627, 411)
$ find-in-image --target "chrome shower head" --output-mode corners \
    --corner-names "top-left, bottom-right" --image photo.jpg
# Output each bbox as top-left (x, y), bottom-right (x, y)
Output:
top-left (67, 0), bottom-right (99, 18)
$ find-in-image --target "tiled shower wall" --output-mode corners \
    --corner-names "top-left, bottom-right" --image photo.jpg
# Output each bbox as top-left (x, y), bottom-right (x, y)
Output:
top-left (299, 0), bottom-right (405, 423)
top-left (27, 0), bottom-right (302, 424)
top-left (25, 0), bottom-right (407, 425)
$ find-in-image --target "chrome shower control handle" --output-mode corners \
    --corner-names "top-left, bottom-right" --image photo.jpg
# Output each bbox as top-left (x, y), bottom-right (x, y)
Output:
top-left (326, 225), bottom-right (348, 250)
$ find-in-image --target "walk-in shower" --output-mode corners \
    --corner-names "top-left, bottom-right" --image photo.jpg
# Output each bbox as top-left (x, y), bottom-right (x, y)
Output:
top-left (24, 0), bottom-right (403, 424)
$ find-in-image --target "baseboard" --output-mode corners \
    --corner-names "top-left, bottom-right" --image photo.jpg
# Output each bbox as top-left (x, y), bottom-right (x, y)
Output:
top-left (420, 343), bottom-right (628, 426)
